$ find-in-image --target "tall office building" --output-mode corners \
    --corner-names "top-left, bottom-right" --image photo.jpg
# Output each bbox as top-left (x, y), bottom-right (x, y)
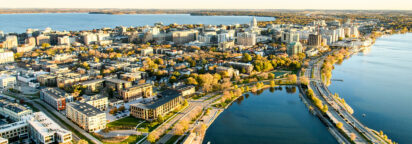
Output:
top-left (2, 36), bottom-right (18, 49)
top-left (237, 32), bottom-right (256, 47)
top-left (308, 34), bottom-right (322, 46)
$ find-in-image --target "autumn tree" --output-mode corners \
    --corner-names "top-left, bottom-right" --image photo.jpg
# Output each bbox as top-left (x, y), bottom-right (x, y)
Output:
top-left (77, 139), bottom-right (88, 144)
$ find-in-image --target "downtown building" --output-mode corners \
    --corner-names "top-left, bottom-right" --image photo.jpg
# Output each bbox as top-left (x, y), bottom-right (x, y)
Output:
top-left (0, 51), bottom-right (14, 64)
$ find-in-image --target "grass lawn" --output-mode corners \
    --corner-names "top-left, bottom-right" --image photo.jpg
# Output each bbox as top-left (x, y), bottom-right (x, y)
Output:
top-left (102, 135), bottom-right (144, 144)
top-left (107, 116), bottom-right (142, 129)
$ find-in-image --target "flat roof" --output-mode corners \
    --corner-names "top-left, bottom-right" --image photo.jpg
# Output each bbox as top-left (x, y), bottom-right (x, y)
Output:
top-left (132, 90), bottom-right (181, 109)
top-left (68, 102), bottom-right (104, 117)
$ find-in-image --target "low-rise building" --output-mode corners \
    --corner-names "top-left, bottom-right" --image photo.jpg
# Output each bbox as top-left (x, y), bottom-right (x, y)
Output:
top-left (119, 84), bottom-right (152, 102)
top-left (28, 112), bottom-right (72, 144)
top-left (0, 120), bottom-right (28, 141)
top-left (215, 66), bottom-right (239, 78)
top-left (66, 102), bottom-right (106, 132)
top-left (78, 79), bottom-right (105, 93)
top-left (40, 87), bottom-right (74, 111)
top-left (106, 78), bottom-right (132, 91)
top-left (174, 85), bottom-right (196, 97)
top-left (226, 62), bottom-right (254, 74)
top-left (130, 90), bottom-right (182, 121)
top-left (2, 103), bottom-right (33, 122)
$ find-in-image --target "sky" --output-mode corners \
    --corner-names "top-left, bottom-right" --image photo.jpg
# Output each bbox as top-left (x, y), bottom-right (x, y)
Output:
top-left (0, 0), bottom-right (411, 10)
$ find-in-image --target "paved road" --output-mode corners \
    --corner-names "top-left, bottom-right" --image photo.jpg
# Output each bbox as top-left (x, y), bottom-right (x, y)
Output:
top-left (33, 99), bottom-right (103, 144)
top-left (312, 58), bottom-right (386, 144)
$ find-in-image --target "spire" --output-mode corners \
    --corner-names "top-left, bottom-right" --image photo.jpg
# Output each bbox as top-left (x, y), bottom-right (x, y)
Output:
top-left (251, 17), bottom-right (258, 28)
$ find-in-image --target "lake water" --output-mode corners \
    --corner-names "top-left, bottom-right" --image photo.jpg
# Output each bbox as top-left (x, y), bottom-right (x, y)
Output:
top-left (203, 86), bottom-right (337, 144)
top-left (328, 33), bottom-right (412, 143)
top-left (0, 13), bottom-right (274, 33)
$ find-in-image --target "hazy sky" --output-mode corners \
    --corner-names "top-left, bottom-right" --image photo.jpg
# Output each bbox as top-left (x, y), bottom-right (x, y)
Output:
top-left (0, 0), bottom-right (411, 10)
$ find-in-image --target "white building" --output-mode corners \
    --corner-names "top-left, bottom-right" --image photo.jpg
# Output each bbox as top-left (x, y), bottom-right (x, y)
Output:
top-left (28, 112), bottom-right (72, 144)
top-left (0, 75), bottom-right (16, 89)
top-left (0, 51), bottom-right (14, 64)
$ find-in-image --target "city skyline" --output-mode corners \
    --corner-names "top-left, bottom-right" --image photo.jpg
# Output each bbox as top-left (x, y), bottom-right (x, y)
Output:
top-left (0, 0), bottom-right (412, 10)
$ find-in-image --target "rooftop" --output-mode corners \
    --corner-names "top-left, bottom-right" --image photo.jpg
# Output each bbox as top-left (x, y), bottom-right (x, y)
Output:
top-left (132, 90), bottom-right (181, 109)
top-left (27, 112), bottom-right (71, 137)
top-left (68, 102), bottom-right (104, 117)
top-left (41, 87), bottom-right (70, 99)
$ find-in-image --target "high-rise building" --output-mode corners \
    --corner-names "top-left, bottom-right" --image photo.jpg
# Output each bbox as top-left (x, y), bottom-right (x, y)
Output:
top-left (2, 36), bottom-right (18, 49)
top-left (287, 41), bottom-right (304, 56)
top-left (308, 34), bottom-right (322, 46)
top-left (36, 35), bottom-right (50, 46)
top-left (237, 32), bottom-right (256, 47)
top-left (0, 51), bottom-right (14, 64)
top-left (171, 30), bottom-right (198, 45)
top-left (58, 36), bottom-right (70, 46)
top-left (281, 31), bottom-right (300, 44)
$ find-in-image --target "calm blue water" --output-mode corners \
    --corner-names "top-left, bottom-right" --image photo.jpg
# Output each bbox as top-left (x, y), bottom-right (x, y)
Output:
top-left (328, 33), bottom-right (412, 143)
top-left (0, 13), bottom-right (274, 33)
top-left (203, 87), bottom-right (337, 144)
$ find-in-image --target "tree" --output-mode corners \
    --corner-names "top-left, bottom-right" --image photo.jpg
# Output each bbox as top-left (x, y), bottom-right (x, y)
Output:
top-left (268, 73), bottom-right (275, 79)
top-left (186, 77), bottom-right (198, 85)
top-left (109, 107), bottom-right (117, 114)
top-left (169, 76), bottom-right (177, 83)
top-left (336, 122), bottom-right (343, 129)
top-left (321, 104), bottom-right (328, 113)
top-left (183, 99), bottom-right (188, 107)
top-left (242, 53), bottom-right (252, 62)
top-left (147, 131), bottom-right (160, 143)
top-left (42, 43), bottom-right (51, 48)
top-left (157, 114), bottom-right (164, 123)
top-left (118, 105), bottom-right (125, 111)
top-left (270, 80), bottom-right (276, 87)
top-left (350, 133), bottom-right (357, 141)
top-left (77, 139), bottom-right (88, 144)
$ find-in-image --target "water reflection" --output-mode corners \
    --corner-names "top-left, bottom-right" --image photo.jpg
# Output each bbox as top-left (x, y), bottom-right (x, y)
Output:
top-left (236, 96), bottom-right (244, 105)
top-left (269, 87), bottom-right (275, 93)
top-left (285, 86), bottom-right (297, 94)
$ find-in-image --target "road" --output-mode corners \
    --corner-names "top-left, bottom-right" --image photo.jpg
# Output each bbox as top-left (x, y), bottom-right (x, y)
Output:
top-left (140, 91), bottom-right (223, 144)
top-left (311, 58), bottom-right (386, 144)
top-left (1, 91), bottom-right (102, 144)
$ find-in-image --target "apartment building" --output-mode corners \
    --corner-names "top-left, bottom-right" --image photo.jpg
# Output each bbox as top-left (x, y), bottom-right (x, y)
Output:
top-left (0, 75), bottom-right (16, 89)
top-left (28, 112), bottom-right (72, 144)
top-left (119, 83), bottom-right (153, 102)
top-left (105, 78), bottom-right (132, 91)
top-left (80, 94), bottom-right (108, 111)
top-left (40, 87), bottom-right (74, 111)
top-left (78, 79), bottom-right (105, 93)
top-left (0, 103), bottom-right (32, 122)
top-left (66, 102), bottom-right (106, 132)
